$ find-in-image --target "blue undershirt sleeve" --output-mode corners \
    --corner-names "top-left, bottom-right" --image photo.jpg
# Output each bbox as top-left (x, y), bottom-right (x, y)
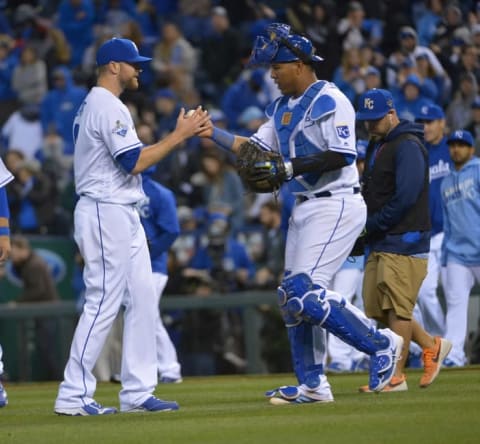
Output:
top-left (116, 147), bottom-right (141, 174)
top-left (0, 187), bottom-right (10, 219)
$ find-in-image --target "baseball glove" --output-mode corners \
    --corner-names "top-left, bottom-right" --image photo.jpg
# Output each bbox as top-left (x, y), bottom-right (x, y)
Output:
top-left (236, 141), bottom-right (287, 193)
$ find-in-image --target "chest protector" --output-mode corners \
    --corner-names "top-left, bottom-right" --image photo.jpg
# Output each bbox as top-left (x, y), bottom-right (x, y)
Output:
top-left (269, 81), bottom-right (327, 190)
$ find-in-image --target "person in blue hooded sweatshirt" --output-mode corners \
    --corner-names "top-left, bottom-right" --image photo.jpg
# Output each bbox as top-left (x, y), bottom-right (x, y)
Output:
top-left (440, 130), bottom-right (480, 367)
top-left (357, 88), bottom-right (452, 392)
top-left (138, 165), bottom-right (182, 383)
top-left (40, 66), bottom-right (87, 155)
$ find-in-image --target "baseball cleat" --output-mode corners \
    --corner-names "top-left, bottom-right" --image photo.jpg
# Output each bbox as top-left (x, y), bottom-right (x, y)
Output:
top-left (368, 329), bottom-right (404, 392)
top-left (359, 374), bottom-right (408, 393)
top-left (125, 396), bottom-right (179, 412)
top-left (266, 385), bottom-right (334, 405)
top-left (420, 337), bottom-right (452, 388)
top-left (159, 376), bottom-right (183, 384)
top-left (0, 380), bottom-right (7, 408)
top-left (55, 401), bottom-right (118, 416)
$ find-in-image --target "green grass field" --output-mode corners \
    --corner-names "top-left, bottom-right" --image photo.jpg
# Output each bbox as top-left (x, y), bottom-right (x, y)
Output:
top-left (1, 368), bottom-right (480, 444)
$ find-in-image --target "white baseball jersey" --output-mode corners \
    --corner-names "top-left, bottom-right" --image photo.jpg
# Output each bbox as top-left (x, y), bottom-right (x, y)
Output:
top-left (251, 81), bottom-right (359, 196)
top-left (73, 86), bottom-right (144, 204)
top-left (0, 159), bottom-right (14, 188)
top-left (56, 86), bottom-right (158, 412)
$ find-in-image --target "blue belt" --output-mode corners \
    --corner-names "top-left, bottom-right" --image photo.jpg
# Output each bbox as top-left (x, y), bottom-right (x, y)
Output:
top-left (297, 187), bottom-right (360, 203)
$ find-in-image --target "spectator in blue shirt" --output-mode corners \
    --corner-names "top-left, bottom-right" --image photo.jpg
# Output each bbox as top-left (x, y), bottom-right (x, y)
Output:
top-left (57, 0), bottom-right (95, 68)
top-left (40, 65), bottom-right (87, 155)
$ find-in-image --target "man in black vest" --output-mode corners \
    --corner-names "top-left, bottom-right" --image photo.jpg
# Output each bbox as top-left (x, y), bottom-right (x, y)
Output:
top-left (356, 89), bottom-right (452, 392)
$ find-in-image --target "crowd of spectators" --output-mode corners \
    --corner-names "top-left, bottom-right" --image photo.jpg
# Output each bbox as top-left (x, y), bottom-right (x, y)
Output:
top-left (1, 0), bottom-right (480, 375)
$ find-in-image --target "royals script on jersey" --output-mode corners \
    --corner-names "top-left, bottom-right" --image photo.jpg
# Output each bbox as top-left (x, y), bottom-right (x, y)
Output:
top-left (73, 87), bottom-right (144, 204)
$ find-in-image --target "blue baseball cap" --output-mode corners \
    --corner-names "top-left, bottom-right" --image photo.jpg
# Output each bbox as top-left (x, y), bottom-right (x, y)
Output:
top-left (365, 66), bottom-right (380, 77)
top-left (154, 88), bottom-right (176, 100)
top-left (415, 103), bottom-right (445, 121)
top-left (403, 74), bottom-right (421, 89)
top-left (96, 38), bottom-right (152, 66)
top-left (356, 89), bottom-right (395, 121)
top-left (447, 130), bottom-right (474, 146)
top-left (272, 34), bottom-right (323, 63)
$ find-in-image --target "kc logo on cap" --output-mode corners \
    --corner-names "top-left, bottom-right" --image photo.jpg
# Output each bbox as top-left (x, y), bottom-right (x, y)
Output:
top-left (447, 129), bottom-right (474, 146)
top-left (96, 38), bottom-right (152, 66)
top-left (356, 89), bottom-right (395, 121)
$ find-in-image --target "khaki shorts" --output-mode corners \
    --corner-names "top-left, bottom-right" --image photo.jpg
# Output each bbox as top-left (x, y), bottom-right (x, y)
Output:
top-left (362, 252), bottom-right (427, 320)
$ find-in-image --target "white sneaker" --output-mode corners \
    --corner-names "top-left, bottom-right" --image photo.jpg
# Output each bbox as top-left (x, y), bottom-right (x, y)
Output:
top-left (266, 385), bottom-right (334, 405)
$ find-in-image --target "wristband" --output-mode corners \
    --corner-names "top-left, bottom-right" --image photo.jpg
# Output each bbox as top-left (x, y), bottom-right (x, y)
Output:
top-left (211, 127), bottom-right (235, 151)
top-left (284, 161), bottom-right (294, 180)
top-left (0, 226), bottom-right (10, 236)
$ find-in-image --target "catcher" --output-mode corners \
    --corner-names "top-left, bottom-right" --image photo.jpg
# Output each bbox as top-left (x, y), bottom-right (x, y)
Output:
top-left (199, 23), bottom-right (403, 405)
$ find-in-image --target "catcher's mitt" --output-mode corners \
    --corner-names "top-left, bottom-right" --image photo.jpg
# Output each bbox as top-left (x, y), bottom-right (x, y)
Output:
top-left (236, 141), bottom-right (287, 193)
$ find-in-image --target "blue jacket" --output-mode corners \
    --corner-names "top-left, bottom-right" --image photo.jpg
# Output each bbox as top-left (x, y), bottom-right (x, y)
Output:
top-left (57, 0), bottom-right (95, 67)
top-left (441, 157), bottom-right (480, 266)
top-left (427, 136), bottom-right (453, 235)
top-left (140, 174), bottom-right (180, 273)
top-left (363, 120), bottom-right (431, 255)
top-left (40, 66), bottom-right (87, 154)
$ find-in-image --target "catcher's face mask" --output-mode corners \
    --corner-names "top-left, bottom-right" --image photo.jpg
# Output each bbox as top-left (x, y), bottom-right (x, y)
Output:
top-left (248, 23), bottom-right (323, 66)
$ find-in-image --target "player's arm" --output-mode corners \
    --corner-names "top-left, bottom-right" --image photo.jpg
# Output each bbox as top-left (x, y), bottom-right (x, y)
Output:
top-left (116, 107), bottom-right (211, 175)
top-left (132, 107), bottom-right (211, 174)
top-left (196, 121), bottom-right (248, 155)
top-left (0, 186), bottom-right (11, 262)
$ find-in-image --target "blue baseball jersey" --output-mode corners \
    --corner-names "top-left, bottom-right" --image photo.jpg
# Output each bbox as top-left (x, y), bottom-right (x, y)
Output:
top-left (138, 175), bottom-right (180, 273)
top-left (440, 157), bottom-right (480, 266)
top-left (427, 136), bottom-right (453, 235)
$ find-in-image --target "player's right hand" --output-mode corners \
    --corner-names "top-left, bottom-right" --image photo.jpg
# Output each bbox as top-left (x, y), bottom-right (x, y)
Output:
top-left (176, 106), bottom-right (211, 139)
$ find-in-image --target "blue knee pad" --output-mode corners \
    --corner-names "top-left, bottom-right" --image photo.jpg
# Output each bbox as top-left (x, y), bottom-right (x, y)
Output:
top-left (287, 322), bottom-right (326, 389)
top-left (277, 286), bottom-right (301, 327)
top-left (288, 290), bottom-right (389, 355)
top-left (277, 273), bottom-right (320, 327)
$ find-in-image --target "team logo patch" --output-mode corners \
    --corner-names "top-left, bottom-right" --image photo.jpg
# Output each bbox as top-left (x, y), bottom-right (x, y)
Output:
top-left (112, 120), bottom-right (128, 137)
top-left (281, 112), bottom-right (292, 125)
top-left (336, 125), bottom-right (350, 139)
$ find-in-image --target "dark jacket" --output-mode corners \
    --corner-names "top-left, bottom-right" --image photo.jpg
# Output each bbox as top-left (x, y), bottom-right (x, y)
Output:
top-left (362, 120), bottom-right (431, 255)
top-left (14, 251), bottom-right (59, 303)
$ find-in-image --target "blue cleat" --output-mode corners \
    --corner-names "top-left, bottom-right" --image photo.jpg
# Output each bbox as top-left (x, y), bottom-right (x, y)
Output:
top-left (0, 380), bottom-right (7, 408)
top-left (369, 329), bottom-right (403, 392)
top-left (125, 396), bottom-right (179, 413)
top-left (55, 401), bottom-right (118, 416)
top-left (265, 385), bottom-right (334, 405)
top-left (159, 376), bottom-right (183, 384)
top-left (442, 358), bottom-right (461, 368)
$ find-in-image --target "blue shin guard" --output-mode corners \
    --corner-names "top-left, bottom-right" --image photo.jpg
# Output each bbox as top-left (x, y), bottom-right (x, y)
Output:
top-left (277, 274), bottom-right (326, 388)
top-left (287, 322), bottom-right (326, 389)
top-left (288, 290), bottom-right (389, 355)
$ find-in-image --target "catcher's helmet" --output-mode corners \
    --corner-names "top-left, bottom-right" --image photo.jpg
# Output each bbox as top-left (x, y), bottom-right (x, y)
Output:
top-left (248, 23), bottom-right (323, 66)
